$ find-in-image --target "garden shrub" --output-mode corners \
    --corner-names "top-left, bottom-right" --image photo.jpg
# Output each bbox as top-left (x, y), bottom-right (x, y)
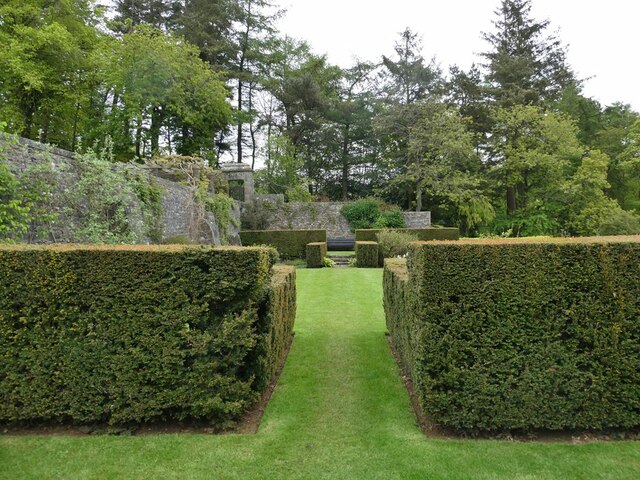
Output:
top-left (241, 200), bottom-right (274, 231)
top-left (355, 227), bottom-right (459, 242)
top-left (374, 209), bottom-right (405, 229)
top-left (322, 256), bottom-right (336, 268)
top-left (356, 241), bottom-right (379, 268)
top-left (285, 184), bottom-right (313, 203)
top-left (597, 209), bottom-right (640, 236)
top-left (341, 198), bottom-right (405, 232)
top-left (204, 192), bottom-right (239, 245)
top-left (384, 237), bottom-right (640, 433)
top-left (240, 230), bottom-right (327, 259)
top-left (376, 229), bottom-right (418, 259)
top-left (306, 242), bottom-right (327, 268)
top-left (0, 245), bottom-right (296, 429)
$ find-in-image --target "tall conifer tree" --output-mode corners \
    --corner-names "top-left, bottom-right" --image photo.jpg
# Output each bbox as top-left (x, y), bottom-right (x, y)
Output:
top-left (482, 0), bottom-right (573, 108)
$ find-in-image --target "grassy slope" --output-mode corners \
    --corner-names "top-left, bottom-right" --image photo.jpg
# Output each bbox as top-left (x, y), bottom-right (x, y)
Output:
top-left (1, 269), bottom-right (639, 479)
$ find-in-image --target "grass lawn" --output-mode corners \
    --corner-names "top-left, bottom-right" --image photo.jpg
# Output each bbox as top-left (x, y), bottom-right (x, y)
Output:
top-left (1, 268), bottom-right (639, 479)
top-left (327, 250), bottom-right (355, 256)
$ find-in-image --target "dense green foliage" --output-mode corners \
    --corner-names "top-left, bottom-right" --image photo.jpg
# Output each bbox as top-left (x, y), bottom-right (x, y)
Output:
top-left (385, 238), bottom-right (640, 433)
top-left (2, 268), bottom-right (640, 478)
top-left (340, 198), bottom-right (405, 232)
top-left (1, 0), bottom-right (639, 237)
top-left (0, 162), bottom-right (30, 239)
top-left (376, 230), bottom-right (418, 259)
top-left (355, 227), bottom-right (460, 242)
top-left (252, 265), bottom-right (296, 391)
top-left (240, 199), bottom-right (275, 231)
top-left (0, 245), bottom-right (295, 428)
top-left (239, 229), bottom-right (326, 259)
top-left (355, 241), bottom-right (379, 268)
top-left (305, 242), bottom-right (327, 268)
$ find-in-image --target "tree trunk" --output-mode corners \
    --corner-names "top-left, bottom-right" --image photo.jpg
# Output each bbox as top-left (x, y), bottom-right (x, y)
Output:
top-left (248, 82), bottom-right (257, 169)
top-left (180, 124), bottom-right (190, 156)
top-left (507, 186), bottom-right (517, 214)
top-left (341, 124), bottom-right (351, 200)
top-left (416, 176), bottom-right (423, 212)
top-left (237, 79), bottom-right (243, 163)
top-left (71, 102), bottom-right (81, 152)
top-left (236, 3), bottom-right (251, 164)
top-left (150, 106), bottom-right (162, 156)
top-left (135, 116), bottom-right (142, 160)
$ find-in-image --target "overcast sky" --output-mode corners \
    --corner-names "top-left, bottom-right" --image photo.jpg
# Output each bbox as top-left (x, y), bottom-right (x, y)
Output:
top-left (274, 0), bottom-right (639, 111)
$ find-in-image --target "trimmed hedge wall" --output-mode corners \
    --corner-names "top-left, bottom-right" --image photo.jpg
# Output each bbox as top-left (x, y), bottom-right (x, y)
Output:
top-left (0, 245), bottom-right (296, 428)
top-left (385, 237), bottom-right (640, 433)
top-left (240, 230), bottom-right (327, 259)
top-left (356, 241), bottom-right (379, 268)
top-left (306, 242), bottom-right (327, 268)
top-left (355, 227), bottom-right (459, 242)
top-left (252, 266), bottom-right (296, 390)
top-left (383, 258), bottom-right (413, 369)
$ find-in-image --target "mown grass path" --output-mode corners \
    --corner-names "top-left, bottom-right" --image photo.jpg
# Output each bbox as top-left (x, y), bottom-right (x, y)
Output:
top-left (1, 269), bottom-right (640, 479)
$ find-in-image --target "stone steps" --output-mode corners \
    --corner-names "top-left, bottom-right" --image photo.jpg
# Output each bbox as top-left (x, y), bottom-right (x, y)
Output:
top-left (329, 255), bottom-right (354, 268)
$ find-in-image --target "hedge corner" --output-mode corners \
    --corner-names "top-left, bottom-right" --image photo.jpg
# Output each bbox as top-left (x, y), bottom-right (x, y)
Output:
top-left (356, 241), bottom-right (379, 268)
top-left (306, 242), bottom-right (327, 268)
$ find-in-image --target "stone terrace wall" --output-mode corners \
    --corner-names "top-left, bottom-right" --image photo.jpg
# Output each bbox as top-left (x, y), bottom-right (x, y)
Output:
top-left (259, 201), bottom-right (431, 238)
top-left (0, 135), bottom-right (239, 245)
top-left (403, 211), bottom-right (431, 228)
top-left (264, 202), bottom-right (353, 238)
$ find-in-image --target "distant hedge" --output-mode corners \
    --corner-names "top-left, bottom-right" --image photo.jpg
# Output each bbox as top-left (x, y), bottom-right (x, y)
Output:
top-left (356, 241), bottom-right (379, 268)
top-left (240, 230), bottom-right (327, 259)
top-left (355, 227), bottom-right (459, 242)
top-left (384, 237), bottom-right (640, 433)
top-left (0, 245), bottom-right (296, 429)
top-left (306, 242), bottom-right (327, 268)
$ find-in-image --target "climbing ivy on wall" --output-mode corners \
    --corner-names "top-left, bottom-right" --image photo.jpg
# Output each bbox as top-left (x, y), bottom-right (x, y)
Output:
top-left (0, 137), bottom-right (164, 244)
top-left (0, 162), bottom-right (29, 241)
top-left (152, 155), bottom-right (238, 244)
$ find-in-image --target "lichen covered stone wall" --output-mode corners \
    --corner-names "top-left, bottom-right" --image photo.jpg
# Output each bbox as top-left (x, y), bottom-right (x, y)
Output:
top-left (0, 135), bottom-right (240, 245)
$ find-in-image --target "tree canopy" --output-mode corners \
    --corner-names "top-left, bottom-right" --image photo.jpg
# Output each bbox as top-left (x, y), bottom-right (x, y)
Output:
top-left (1, 0), bottom-right (639, 237)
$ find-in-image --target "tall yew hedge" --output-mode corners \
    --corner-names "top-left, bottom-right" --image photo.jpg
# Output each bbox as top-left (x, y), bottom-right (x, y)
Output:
top-left (0, 245), bottom-right (296, 429)
top-left (384, 237), bottom-right (640, 433)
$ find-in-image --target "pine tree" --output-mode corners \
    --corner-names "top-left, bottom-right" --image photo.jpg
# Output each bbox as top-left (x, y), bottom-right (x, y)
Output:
top-left (174, 0), bottom-right (235, 66)
top-left (113, 0), bottom-right (173, 31)
top-left (482, 0), bottom-right (573, 108)
top-left (381, 28), bottom-right (441, 105)
top-left (229, 0), bottom-right (281, 164)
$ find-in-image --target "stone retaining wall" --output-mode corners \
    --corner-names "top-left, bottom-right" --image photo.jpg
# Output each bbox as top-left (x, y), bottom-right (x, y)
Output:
top-left (252, 200), bottom-right (432, 238)
top-left (264, 202), bottom-right (353, 238)
top-left (0, 135), bottom-right (239, 245)
top-left (402, 211), bottom-right (432, 228)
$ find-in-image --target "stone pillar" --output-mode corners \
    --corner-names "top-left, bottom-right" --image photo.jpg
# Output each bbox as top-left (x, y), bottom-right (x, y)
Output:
top-left (220, 162), bottom-right (255, 203)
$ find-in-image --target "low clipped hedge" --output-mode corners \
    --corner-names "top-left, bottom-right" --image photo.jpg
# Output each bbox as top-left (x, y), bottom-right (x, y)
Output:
top-left (240, 230), bottom-right (327, 259)
top-left (355, 227), bottom-right (459, 242)
top-left (306, 242), bottom-right (327, 268)
top-left (385, 237), bottom-right (640, 433)
top-left (356, 241), bottom-right (379, 268)
top-left (0, 245), bottom-right (296, 429)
